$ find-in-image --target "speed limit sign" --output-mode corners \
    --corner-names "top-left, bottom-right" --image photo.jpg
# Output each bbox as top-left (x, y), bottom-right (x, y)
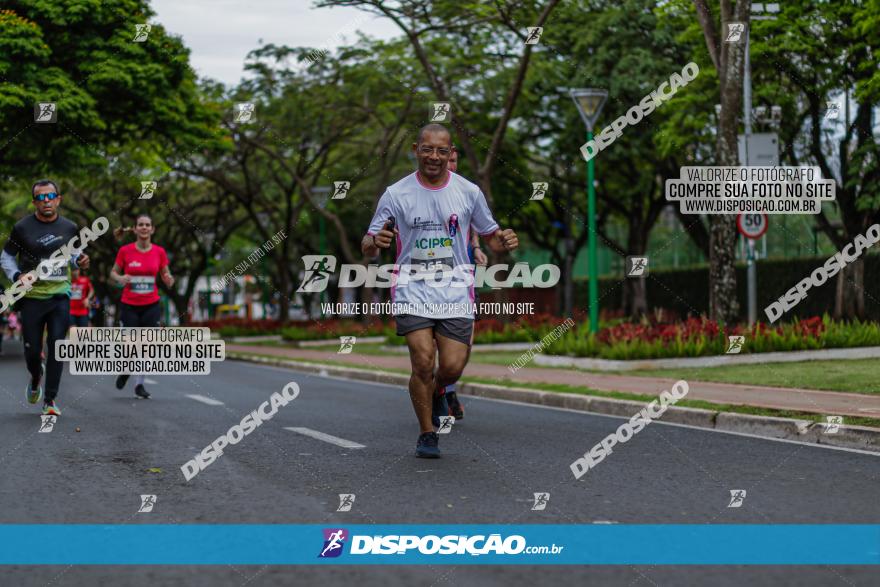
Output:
top-left (737, 213), bottom-right (768, 239)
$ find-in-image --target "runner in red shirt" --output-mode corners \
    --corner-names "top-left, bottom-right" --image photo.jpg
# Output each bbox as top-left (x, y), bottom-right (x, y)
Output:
top-left (110, 214), bottom-right (175, 399)
top-left (69, 267), bottom-right (94, 327)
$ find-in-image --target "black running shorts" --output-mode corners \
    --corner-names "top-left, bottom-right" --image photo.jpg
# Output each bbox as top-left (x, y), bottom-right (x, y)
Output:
top-left (395, 314), bottom-right (474, 346)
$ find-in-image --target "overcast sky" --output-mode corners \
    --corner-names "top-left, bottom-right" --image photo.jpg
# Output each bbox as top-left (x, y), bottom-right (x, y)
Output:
top-left (150, 0), bottom-right (400, 86)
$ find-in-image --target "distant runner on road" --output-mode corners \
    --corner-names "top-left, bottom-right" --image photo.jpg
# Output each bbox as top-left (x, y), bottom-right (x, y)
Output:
top-left (110, 214), bottom-right (174, 399)
top-left (362, 123), bottom-right (518, 458)
top-left (69, 266), bottom-right (94, 327)
top-left (0, 179), bottom-right (90, 417)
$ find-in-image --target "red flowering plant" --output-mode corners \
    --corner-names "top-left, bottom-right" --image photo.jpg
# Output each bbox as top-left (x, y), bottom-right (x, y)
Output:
top-left (544, 313), bottom-right (880, 359)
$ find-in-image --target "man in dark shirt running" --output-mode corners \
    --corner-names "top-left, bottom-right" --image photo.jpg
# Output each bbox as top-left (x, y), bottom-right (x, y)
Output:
top-left (0, 180), bottom-right (90, 416)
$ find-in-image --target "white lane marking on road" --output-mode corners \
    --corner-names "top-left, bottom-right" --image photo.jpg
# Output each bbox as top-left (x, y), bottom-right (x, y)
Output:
top-left (285, 427), bottom-right (365, 449)
top-left (185, 394), bottom-right (224, 406)
top-left (240, 363), bottom-right (880, 458)
top-left (145, 378), bottom-right (158, 385)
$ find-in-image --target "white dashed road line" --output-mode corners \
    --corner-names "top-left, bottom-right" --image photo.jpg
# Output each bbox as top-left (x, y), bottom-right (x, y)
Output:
top-left (285, 427), bottom-right (366, 449)
top-left (185, 394), bottom-right (224, 406)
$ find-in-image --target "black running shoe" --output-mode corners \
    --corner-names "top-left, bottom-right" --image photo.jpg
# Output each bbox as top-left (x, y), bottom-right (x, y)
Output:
top-left (431, 391), bottom-right (449, 428)
top-left (115, 374), bottom-right (130, 390)
top-left (134, 384), bottom-right (151, 399)
top-left (415, 432), bottom-right (440, 458)
top-left (446, 390), bottom-right (464, 420)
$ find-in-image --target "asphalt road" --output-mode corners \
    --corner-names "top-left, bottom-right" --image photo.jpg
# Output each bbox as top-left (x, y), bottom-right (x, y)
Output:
top-left (0, 339), bottom-right (878, 586)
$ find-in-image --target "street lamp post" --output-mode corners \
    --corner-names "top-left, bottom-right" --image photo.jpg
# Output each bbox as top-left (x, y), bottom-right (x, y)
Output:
top-left (570, 88), bottom-right (608, 334)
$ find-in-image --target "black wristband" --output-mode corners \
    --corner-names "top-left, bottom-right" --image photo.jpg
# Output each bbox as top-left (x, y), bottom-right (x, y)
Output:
top-left (13, 272), bottom-right (20, 282)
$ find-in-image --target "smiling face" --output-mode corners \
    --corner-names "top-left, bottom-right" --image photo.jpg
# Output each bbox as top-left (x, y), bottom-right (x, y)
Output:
top-left (412, 128), bottom-right (452, 182)
top-left (134, 215), bottom-right (155, 241)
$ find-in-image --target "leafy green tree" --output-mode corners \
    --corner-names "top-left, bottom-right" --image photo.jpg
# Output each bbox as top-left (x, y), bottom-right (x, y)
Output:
top-left (0, 0), bottom-right (215, 180)
top-left (317, 0), bottom-right (562, 206)
top-left (181, 39), bottom-right (420, 320)
top-left (749, 0), bottom-right (879, 318)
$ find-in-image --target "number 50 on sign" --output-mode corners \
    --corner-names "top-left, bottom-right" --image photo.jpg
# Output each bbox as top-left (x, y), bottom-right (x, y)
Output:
top-left (737, 213), bottom-right (768, 239)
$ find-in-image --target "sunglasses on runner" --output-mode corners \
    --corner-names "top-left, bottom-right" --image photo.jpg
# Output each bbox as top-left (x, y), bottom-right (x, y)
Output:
top-left (33, 192), bottom-right (60, 202)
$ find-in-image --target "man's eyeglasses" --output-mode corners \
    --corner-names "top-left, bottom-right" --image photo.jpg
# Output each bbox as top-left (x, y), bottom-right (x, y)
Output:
top-left (418, 146), bottom-right (451, 156)
top-left (33, 192), bottom-right (60, 202)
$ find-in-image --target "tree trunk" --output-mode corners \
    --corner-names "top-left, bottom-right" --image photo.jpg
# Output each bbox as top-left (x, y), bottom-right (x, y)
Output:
top-left (622, 230), bottom-right (648, 318)
top-left (623, 278), bottom-right (648, 318)
top-left (694, 0), bottom-right (751, 324)
top-left (708, 215), bottom-right (739, 322)
top-left (711, 51), bottom-right (745, 323)
top-left (168, 292), bottom-right (191, 325)
top-left (834, 257), bottom-right (865, 320)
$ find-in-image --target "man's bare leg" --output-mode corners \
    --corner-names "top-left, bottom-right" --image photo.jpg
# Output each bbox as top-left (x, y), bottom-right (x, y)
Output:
top-left (404, 328), bottom-right (437, 433)
top-left (435, 333), bottom-right (470, 389)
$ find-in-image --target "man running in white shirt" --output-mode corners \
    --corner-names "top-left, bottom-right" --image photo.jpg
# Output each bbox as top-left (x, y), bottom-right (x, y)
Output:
top-left (362, 124), bottom-right (518, 458)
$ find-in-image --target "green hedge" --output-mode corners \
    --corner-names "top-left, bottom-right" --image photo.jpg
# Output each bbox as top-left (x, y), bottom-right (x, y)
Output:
top-left (578, 254), bottom-right (880, 321)
top-left (543, 316), bottom-right (880, 359)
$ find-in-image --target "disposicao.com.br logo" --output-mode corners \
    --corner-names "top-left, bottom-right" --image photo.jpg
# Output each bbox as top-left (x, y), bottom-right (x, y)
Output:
top-left (317, 529), bottom-right (563, 558)
top-left (297, 255), bottom-right (560, 293)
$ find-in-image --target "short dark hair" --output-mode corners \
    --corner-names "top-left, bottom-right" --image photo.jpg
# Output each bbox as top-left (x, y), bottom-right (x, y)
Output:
top-left (417, 123), bottom-right (451, 145)
top-left (32, 179), bottom-right (59, 196)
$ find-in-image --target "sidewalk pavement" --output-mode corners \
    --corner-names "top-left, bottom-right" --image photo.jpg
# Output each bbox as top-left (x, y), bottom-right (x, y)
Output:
top-left (226, 344), bottom-right (880, 419)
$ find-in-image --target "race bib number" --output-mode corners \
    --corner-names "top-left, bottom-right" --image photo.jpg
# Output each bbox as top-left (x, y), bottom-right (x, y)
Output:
top-left (410, 236), bottom-right (454, 276)
top-left (70, 285), bottom-right (83, 300)
top-left (129, 276), bottom-right (155, 294)
top-left (37, 258), bottom-right (68, 282)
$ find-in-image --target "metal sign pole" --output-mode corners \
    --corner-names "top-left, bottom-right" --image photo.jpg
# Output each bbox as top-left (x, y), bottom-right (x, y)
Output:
top-left (747, 239), bottom-right (757, 326)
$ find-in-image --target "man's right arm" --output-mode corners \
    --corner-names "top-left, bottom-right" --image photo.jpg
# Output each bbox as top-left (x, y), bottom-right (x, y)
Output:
top-left (364, 191), bottom-right (395, 257)
top-left (362, 234), bottom-right (379, 257)
top-left (1, 227), bottom-right (22, 282)
top-left (362, 224), bottom-right (395, 257)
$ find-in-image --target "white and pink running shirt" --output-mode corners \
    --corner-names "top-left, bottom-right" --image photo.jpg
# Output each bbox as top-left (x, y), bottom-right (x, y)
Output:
top-left (367, 171), bottom-right (499, 319)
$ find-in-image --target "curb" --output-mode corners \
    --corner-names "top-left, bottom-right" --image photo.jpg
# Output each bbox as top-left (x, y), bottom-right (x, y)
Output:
top-left (381, 342), bottom-right (536, 354)
top-left (227, 352), bottom-right (880, 454)
top-left (534, 345), bottom-right (880, 371)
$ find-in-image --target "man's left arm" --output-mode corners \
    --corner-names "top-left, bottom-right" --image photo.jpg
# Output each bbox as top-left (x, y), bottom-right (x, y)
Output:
top-left (484, 228), bottom-right (519, 253)
top-left (470, 190), bottom-right (518, 253)
top-left (67, 224), bottom-right (89, 269)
